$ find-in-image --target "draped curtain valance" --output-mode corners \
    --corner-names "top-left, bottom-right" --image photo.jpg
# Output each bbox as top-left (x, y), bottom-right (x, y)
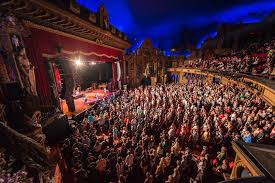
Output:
top-left (27, 27), bottom-right (123, 62)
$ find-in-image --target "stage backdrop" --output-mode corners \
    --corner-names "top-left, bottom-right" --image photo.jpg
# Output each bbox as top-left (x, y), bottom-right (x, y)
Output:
top-left (78, 62), bottom-right (113, 90)
top-left (24, 26), bottom-right (124, 105)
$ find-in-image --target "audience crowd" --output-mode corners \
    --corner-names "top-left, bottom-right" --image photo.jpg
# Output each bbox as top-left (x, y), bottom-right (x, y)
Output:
top-left (61, 83), bottom-right (275, 183)
top-left (188, 39), bottom-right (275, 76)
top-left (0, 151), bottom-right (33, 183)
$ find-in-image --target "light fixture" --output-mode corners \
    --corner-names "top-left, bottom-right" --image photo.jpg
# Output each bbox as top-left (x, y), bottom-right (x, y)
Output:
top-left (75, 58), bottom-right (82, 66)
top-left (88, 61), bottom-right (96, 66)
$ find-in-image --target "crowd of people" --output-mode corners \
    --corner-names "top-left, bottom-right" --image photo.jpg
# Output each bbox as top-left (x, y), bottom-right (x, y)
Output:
top-left (60, 83), bottom-right (275, 183)
top-left (188, 39), bottom-right (275, 77)
top-left (0, 150), bottom-right (33, 183)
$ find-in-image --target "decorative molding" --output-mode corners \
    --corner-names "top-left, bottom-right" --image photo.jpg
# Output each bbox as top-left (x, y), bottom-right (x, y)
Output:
top-left (89, 12), bottom-right (97, 24)
top-left (69, 0), bottom-right (80, 14)
top-left (24, 21), bottom-right (124, 52)
top-left (31, 0), bottom-right (129, 48)
top-left (95, 38), bottom-right (104, 45)
top-left (111, 26), bottom-right (116, 34)
top-left (61, 50), bottom-right (119, 59)
top-left (42, 53), bottom-right (61, 59)
top-left (42, 49), bottom-right (119, 60)
top-left (0, 0), bottom-right (131, 50)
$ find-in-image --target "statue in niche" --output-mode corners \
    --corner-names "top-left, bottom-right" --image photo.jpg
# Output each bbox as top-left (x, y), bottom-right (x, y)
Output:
top-left (16, 47), bottom-right (37, 96)
top-left (6, 15), bottom-right (16, 26)
top-left (145, 63), bottom-right (150, 77)
top-left (0, 14), bottom-right (16, 29)
top-left (103, 17), bottom-right (110, 30)
top-left (0, 14), bottom-right (31, 83)
top-left (98, 4), bottom-right (110, 30)
top-left (89, 12), bottom-right (97, 24)
top-left (111, 26), bottom-right (116, 34)
top-left (10, 34), bottom-right (21, 51)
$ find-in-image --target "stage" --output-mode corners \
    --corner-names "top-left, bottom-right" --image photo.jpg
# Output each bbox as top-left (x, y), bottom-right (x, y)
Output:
top-left (60, 89), bottom-right (111, 116)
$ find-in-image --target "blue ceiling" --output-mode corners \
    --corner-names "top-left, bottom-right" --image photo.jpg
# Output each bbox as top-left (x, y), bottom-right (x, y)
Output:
top-left (77, 0), bottom-right (275, 55)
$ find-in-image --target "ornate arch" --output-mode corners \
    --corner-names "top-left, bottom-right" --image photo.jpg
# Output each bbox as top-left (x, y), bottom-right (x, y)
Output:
top-left (232, 160), bottom-right (251, 178)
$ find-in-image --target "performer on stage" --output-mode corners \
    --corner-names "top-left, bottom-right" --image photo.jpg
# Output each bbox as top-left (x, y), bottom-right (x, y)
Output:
top-left (103, 87), bottom-right (107, 95)
top-left (95, 92), bottom-right (99, 100)
top-left (83, 94), bottom-right (88, 104)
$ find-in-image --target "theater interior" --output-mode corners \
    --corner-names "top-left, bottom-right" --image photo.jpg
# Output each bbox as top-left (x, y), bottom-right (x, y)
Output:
top-left (0, 0), bottom-right (274, 183)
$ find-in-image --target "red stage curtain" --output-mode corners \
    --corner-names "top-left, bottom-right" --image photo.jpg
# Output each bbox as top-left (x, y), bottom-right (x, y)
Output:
top-left (24, 27), bottom-right (123, 105)
top-left (24, 33), bottom-right (52, 105)
top-left (53, 64), bottom-right (62, 92)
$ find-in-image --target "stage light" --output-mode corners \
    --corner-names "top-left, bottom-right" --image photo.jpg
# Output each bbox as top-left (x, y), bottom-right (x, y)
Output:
top-left (88, 61), bottom-right (96, 66)
top-left (75, 59), bottom-right (82, 66)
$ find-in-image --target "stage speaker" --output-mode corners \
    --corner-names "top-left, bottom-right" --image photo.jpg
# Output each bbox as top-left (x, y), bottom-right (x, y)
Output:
top-left (42, 113), bottom-right (71, 146)
top-left (1, 82), bottom-right (23, 101)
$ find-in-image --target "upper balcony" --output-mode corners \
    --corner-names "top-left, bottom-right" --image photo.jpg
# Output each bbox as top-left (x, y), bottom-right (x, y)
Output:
top-left (167, 67), bottom-right (275, 106)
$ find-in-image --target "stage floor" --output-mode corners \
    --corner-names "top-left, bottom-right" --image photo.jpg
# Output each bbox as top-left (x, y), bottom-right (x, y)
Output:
top-left (60, 89), bottom-right (111, 116)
